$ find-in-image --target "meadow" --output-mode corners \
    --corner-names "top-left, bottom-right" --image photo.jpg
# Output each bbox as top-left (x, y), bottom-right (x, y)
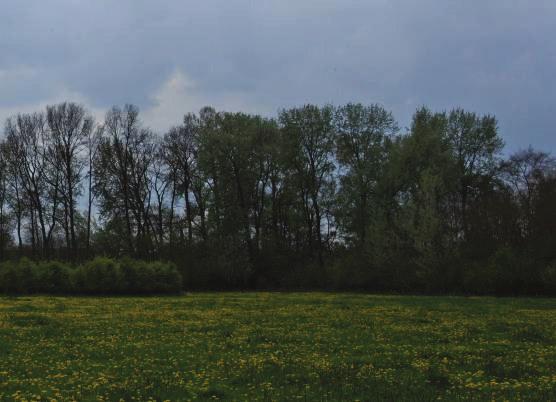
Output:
top-left (0, 293), bottom-right (555, 401)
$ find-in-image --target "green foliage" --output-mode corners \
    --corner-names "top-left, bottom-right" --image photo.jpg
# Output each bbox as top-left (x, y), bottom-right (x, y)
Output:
top-left (76, 257), bottom-right (122, 294)
top-left (36, 261), bottom-right (72, 294)
top-left (334, 103), bottom-right (397, 246)
top-left (541, 261), bottom-right (556, 293)
top-left (0, 258), bottom-right (182, 295)
top-left (461, 248), bottom-right (544, 295)
top-left (0, 258), bottom-right (37, 294)
top-left (1, 102), bottom-right (556, 295)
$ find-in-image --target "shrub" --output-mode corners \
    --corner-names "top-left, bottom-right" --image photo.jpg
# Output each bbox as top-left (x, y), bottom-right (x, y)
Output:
top-left (77, 257), bottom-right (182, 295)
top-left (0, 260), bottom-right (20, 294)
top-left (120, 259), bottom-right (182, 294)
top-left (133, 260), bottom-right (154, 294)
top-left (461, 248), bottom-right (524, 295)
top-left (541, 261), bottom-right (556, 294)
top-left (0, 258), bottom-right (38, 294)
top-left (77, 257), bottom-right (123, 294)
top-left (0, 257), bottom-right (183, 295)
top-left (119, 257), bottom-right (141, 293)
top-left (35, 261), bottom-right (72, 294)
top-left (150, 261), bottom-right (182, 294)
top-left (462, 261), bottom-right (496, 295)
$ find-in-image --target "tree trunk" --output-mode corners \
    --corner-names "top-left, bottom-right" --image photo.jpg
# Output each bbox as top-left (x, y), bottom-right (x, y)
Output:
top-left (184, 179), bottom-right (193, 245)
top-left (86, 170), bottom-right (93, 253)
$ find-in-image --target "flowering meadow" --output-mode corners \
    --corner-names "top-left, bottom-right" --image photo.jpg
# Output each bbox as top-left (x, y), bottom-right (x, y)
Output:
top-left (0, 293), bottom-right (555, 401)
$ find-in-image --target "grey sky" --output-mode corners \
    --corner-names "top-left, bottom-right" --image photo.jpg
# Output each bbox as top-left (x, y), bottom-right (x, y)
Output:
top-left (1, 0), bottom-right (555, 152)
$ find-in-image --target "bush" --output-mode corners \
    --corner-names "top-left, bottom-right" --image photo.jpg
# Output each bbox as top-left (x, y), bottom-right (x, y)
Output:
top-left (35, 261), bottom-right (72, 294)
top-left (119, 258), bottom-right (181, 294)
top-left (462, 261), bottom-right (496, 295)
top-left (0, 258), bottom-right (38, 294)
top-left (0, 261), bottom-right (20, 294)
top-left (76, 257), bottom-right (122, 294)
top-left (119, 257), bottom-right (142, 293)
top-left (327, 250), bottom-right (371, 290)
top-left (0, 257), bottom-right (183, 295)
top-left (461, 248), bottom-right (543, 295)
top-left (541, 261), bottom-right (556, 294)
top-left (151, 261), bottom-right (182, 293)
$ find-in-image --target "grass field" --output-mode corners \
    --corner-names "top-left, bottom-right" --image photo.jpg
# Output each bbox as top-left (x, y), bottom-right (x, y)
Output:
top-left (1, 293), bottom-right (555, 401)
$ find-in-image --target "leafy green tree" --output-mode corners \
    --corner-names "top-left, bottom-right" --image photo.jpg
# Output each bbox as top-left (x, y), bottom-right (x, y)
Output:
top-left (334, 103), bottom-right (397, 246)
top-left (374, 108), bottom-right (455, 289)
top-left (279, 105), bottom-right (335, 266)
top-left (446, 109), bottom-right (503, 238)
top-left (196, 111), bottom-right (279, 282)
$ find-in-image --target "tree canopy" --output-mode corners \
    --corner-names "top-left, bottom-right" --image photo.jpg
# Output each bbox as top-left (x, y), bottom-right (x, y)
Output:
top-left (1, 102), bottom-right (555, 295)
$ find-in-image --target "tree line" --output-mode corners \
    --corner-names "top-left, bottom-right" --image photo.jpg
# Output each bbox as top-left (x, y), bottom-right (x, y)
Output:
top-left (0, 102), bottom-right (555, 294)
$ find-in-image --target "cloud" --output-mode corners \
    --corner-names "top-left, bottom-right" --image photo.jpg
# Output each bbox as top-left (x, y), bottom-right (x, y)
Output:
top-left (0, 86), bottom-right (105, 129)
top-left (142, 69), bottom-right (266, 133)
top-left (0, 0), bottom-right (555, 152)
top-left (0, 68), bottom-right (266, 134)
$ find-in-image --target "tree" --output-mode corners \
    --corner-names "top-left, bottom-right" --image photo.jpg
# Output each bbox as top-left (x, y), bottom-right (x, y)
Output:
top-left (5, 112), bottom-right (59, 256)
top-left (85, 125), bottom-right (103, 252)
top-left (46, 102), bottom-right (94, 255)
top-left (163, 113), bottom-right (200, 245)
top-left (0, 146), bottom-right (12, 257)
top-left (279, 105), bottom-right (335, 266)
top-left (2, 139), bottom-right (25, 251)
top-left (500, 147), bottom-right (556, 263)
top-left (94, 105), bottom-right (156, 255)
top-left (378, 107), bottom-right (455, 289)
top-left (0, 98), bottom-right (555, 295)
top-left (195, 111), bottom-right (279, 282)
top-left (150, 139), bottom-right (172, 248)
top-left (335, 103), bottom-right (397, 246)
top-left (446, 109), bottom-right (503, 239)
top-left (501, 147), bottom-right (556, 236)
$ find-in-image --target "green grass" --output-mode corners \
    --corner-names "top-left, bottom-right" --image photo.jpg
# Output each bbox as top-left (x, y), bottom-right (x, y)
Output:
top-left (0, 293), bottom-right (555, 401)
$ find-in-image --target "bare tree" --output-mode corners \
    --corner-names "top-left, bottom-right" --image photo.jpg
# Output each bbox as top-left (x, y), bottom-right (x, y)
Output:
top-left (2, 139), bottom-right (25, 252)
top-left (86, 125), bottom-right (103, 252)
top-left (46, 102), bottom-right (94, 255)
top-left (163, 113), bottom-right (199, 245)
top-left (5, 113), bottom-right (58, 256)
top-left (94, 105), bottom-right (156, 255)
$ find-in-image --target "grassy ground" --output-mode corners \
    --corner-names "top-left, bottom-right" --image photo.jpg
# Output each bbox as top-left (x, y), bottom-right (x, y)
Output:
top-left (0, 293), bottom-right (555, 401)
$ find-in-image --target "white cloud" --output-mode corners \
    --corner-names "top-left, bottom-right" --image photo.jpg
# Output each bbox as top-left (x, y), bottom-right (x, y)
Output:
top-left (0, 83), bottom-right (105, 129)
top-left (141, 69), bottom-right (267, 133)
top-left (0, 68), bottom-right (267, 135)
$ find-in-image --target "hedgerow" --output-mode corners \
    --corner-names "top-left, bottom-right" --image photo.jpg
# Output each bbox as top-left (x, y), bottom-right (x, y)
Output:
top-left (0, 258), bottom-right (182, 295)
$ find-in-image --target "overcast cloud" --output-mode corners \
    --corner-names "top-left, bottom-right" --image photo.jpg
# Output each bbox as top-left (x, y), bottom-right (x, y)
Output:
top-left (1, 0), bottom-right (555, 152)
